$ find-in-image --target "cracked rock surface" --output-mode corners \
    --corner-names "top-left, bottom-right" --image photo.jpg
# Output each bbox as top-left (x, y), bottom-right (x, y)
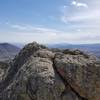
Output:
top-left (0, 42), bottom-right (100, 100)
top-left (0, 62), bottom-right (9, 81)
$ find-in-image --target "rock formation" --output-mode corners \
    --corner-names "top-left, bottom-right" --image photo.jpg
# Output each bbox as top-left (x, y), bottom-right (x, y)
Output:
top-left (0, 42), bottom-right (100, 100)
top-left (0, 61), bottom-right (9, 81)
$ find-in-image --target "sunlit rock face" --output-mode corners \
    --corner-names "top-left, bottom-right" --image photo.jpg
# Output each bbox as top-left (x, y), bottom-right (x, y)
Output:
top-left (0, 42), bottom-right (100, 100)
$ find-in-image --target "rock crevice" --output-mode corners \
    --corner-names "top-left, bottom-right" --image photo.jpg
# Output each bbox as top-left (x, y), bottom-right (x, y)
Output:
top-left (52, 55), bottom-right (87, 100)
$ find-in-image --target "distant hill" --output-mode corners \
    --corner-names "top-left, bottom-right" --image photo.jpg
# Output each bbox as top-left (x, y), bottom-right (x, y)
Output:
top-left (48, 43), bottom-right (100, 58)
top-left (0, 43), bottom-right (20, 62)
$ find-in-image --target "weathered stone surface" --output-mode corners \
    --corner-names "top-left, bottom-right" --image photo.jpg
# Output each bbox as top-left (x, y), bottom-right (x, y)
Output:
top-left (0, 52), bottom-right (65, 100)
top-left (0, 42), bottom-right (100, 100)
top-left (54, 50), bottom-right (100, 100)
top-left (0, 61), bottom-right (9, 81)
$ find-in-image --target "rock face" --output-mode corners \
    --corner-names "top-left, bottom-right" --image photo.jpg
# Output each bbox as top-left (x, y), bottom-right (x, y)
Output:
top-left (54, 50), bottom-right (100, 100)
top-left (0, 42), bottom-right (100, 100)
top-left (0, 62), bottom-right (9, 81)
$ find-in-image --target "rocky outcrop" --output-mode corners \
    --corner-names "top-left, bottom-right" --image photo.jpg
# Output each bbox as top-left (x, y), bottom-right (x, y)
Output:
top-left (0, 61), bottom-right (9, 81)
top-left (0, 42), bottom-right (100, 100)
top-left (54, 50), bottom-right (100, 100)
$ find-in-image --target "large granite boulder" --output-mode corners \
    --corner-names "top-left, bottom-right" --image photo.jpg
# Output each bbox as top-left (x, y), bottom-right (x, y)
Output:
top-left (54, 49), bottom-right (100, 100)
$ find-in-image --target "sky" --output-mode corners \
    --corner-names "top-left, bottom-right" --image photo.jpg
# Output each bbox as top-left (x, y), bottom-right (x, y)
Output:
top-left (0, 0), bottom-right (100, 44)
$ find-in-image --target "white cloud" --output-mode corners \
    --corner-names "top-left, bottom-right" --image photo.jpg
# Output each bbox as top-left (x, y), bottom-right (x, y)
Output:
top-left (10, 24), bottom-right (60, 35)
top-left (61, 0), bottom-right (100, 25)
top-left (11, 25), bottom-right (28, 30)
top-left (62, 10), bottom-right (100, 23)
top-left (1, 23), bottom-right (100, 44)
top-left (1, 30), bottom-right (100, 44)
top-left (71, 1), bottom-right (88, 8)
top-left (71, 1), bottom-right (77, 5)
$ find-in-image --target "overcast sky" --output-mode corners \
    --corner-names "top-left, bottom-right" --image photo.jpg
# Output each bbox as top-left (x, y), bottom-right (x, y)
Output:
top-left (0, 0), bottom-right (100, 44)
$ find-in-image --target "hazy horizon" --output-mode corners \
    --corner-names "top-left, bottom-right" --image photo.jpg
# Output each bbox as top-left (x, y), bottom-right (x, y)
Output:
top-left (1, 42), bottom-right (100, 45)
top-left (0, 0), bottom-right (100, 44)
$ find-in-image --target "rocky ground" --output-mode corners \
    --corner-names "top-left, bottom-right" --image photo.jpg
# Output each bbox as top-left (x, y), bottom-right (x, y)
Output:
top-left (0, 42), bottom-right (100, 100)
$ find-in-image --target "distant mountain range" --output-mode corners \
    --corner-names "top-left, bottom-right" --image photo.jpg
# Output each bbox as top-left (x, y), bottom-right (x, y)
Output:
top-left (0, 42), bottom-right (100, 62)
top-left (47, 43), bottom-right (100, 58)
top-left (0, 43), bottom-right (20, 62)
